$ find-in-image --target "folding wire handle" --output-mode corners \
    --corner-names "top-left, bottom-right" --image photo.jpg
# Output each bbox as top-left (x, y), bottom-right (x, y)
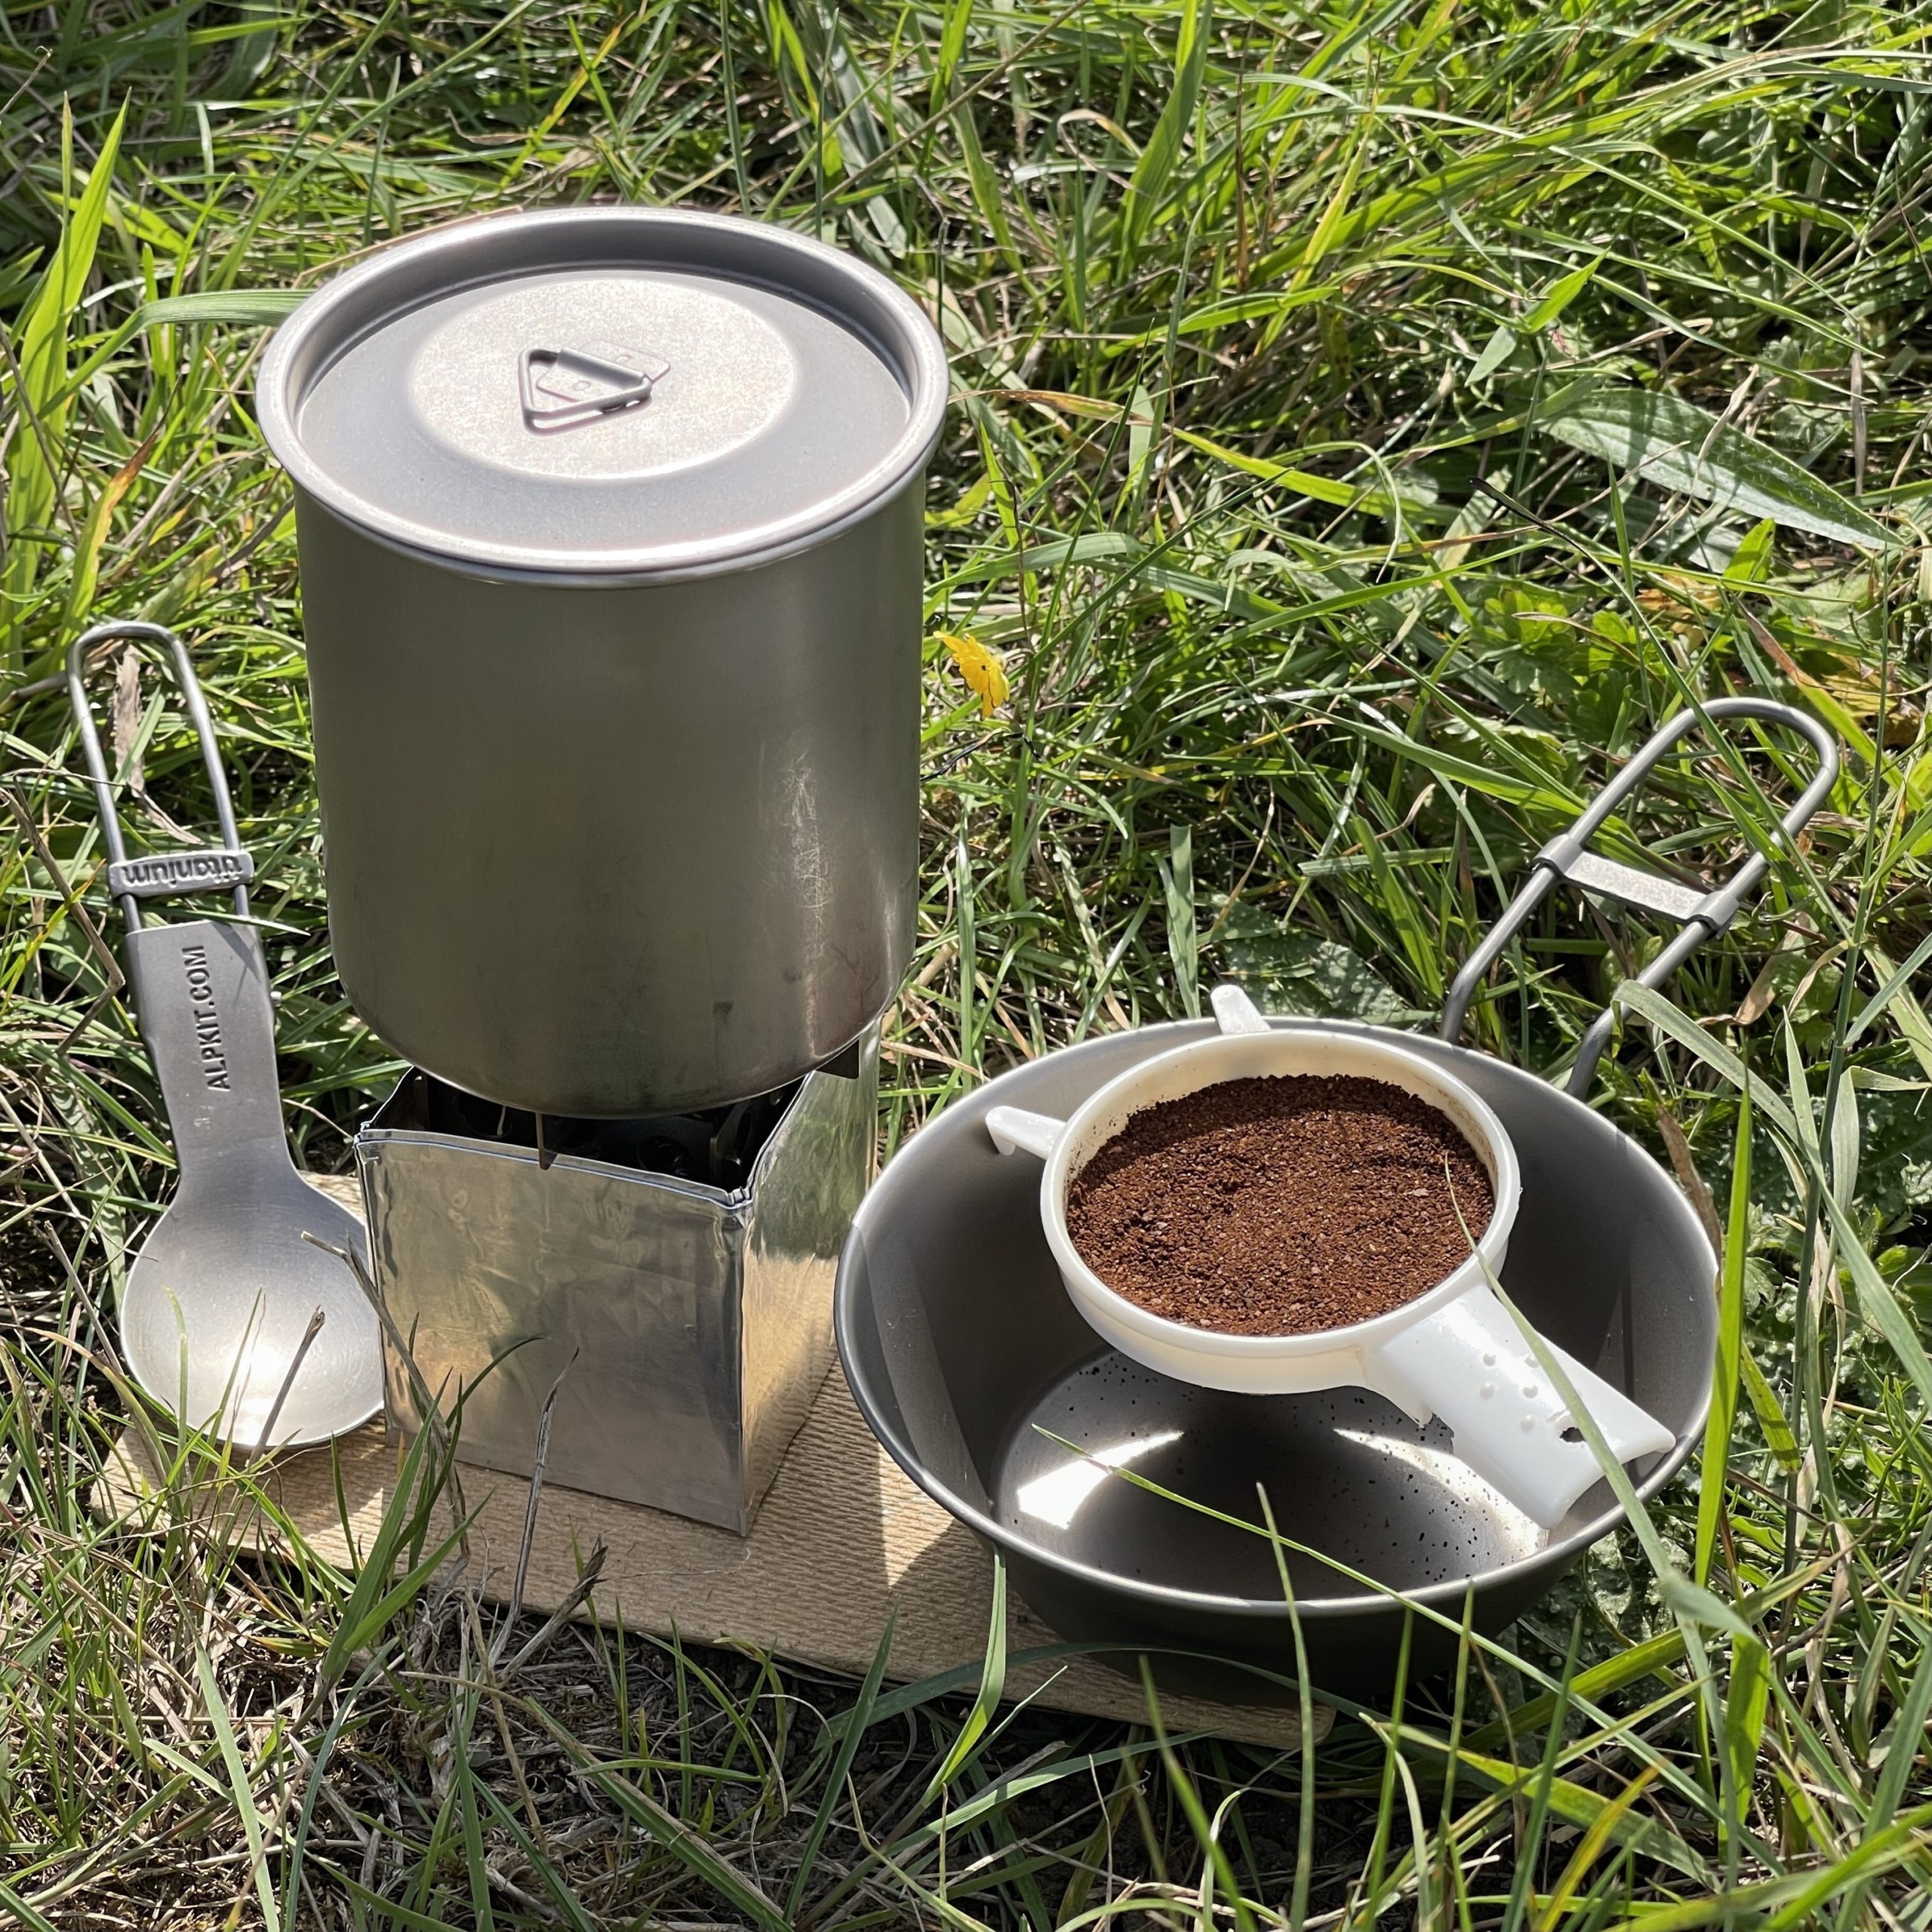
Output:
top-left (1441, 697), bottom-right (1840, 1096)
top-left (66, 620), bottom-right (255, 933)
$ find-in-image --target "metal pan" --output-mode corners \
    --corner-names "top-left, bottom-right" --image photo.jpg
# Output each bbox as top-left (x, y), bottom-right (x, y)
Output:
top-left (835, 701), bottom-right (1836, 1700)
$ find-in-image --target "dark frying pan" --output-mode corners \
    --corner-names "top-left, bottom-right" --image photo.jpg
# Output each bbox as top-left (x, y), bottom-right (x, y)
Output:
top-left (835, 701), bottom-right (1837, 1701)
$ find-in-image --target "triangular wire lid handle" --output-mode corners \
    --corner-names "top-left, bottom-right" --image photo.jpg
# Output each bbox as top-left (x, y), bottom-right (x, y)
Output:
top-left (518, 343), bottom-right (668, 431)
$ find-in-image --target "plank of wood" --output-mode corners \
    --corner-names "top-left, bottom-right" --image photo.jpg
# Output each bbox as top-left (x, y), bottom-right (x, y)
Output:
top-left (100, 1176), bottom-right (1318, 1747)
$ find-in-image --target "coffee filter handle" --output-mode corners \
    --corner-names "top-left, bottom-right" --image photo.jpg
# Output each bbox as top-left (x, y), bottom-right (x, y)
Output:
top-left (986, 1106), bottom-right (1067, 1161)
top-left (1210, 983), bottom-right (1272, 1035)
top-left (1361, 1283), bottom-right (1675, 1528)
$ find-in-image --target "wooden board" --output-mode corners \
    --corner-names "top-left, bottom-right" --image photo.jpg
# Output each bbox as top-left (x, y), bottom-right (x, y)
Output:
top-left (103, 1179), bottom-right (1321, 1748)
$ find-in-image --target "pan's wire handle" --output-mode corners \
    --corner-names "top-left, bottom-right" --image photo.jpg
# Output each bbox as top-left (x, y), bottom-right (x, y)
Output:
top-left (66, 620), bottom-right (255, 934)
top-left (1441, 698), bottom-right (1838, 1097)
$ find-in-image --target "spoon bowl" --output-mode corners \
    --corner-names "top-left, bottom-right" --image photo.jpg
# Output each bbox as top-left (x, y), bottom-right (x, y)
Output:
top-left (122, 1146), bottom-right (381, 1449)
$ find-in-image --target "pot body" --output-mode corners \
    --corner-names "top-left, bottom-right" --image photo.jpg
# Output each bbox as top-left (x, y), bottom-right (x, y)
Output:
top-left (297, 486), bottom-right (922, 1116)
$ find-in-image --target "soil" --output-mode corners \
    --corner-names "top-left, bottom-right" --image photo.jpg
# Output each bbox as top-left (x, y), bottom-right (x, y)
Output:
top-left (1065, 1074), bottom-right (1494, 1336)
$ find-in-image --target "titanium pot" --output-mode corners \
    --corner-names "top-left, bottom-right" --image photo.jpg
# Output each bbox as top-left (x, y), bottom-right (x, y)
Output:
top-left (836, 700), bottom-right (1838, 1702)
top-left (257, 208), bottom-right (949, 1117)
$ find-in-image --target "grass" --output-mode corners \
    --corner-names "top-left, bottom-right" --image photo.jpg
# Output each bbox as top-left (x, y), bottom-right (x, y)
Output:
top-left (5, 0), bottom-right (1932, 1921)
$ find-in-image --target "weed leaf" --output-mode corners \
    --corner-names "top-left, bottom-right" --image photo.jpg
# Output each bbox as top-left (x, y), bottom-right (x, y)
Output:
top-left (1538, 388), bottom-right (1895, 550)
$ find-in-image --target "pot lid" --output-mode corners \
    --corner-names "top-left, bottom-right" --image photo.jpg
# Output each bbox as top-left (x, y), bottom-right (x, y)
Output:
top-left (257, 208), bottom-right (949, 581)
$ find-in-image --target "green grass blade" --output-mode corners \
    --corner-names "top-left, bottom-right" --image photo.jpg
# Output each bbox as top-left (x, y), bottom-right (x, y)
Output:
top-left (534, 1712), bottom-right (790, 1932)
top-left (4, 100), bottom-right (126, 650)
top-left (193, 1646), bottom-right (282, 1932)
top-left (1136, 1658), bottom-right (1256, 1932)
top-left (921, 1549), bottom-right (1008, 1806)
top-left (786, 1610), bottom-right (894, 1921)
top-left (1118, 0), bottom-right (1207, 258)
top-left (1537, 388), bottom-right (1897, 552)
top-left (1695, 1084), bottom-right (1750, 1589)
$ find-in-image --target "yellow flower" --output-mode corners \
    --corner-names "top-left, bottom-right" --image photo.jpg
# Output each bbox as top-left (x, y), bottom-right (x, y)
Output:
top-left (937, 631), bottom-right (1010, 718)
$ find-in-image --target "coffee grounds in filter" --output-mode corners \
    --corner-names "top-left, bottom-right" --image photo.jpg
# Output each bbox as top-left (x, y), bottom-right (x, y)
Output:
top-left (1065, 1074), bottom-right (1494, 1337)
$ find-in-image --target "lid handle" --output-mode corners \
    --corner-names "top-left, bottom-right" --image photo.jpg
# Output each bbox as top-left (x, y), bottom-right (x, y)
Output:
top-left (518, 343), bottom-right (667, 431)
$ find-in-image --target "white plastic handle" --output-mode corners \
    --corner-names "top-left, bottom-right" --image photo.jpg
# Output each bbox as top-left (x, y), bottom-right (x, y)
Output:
top-left (986, 1106), bottom-right (1066, 1160)
top-left (986, 989), bottom-right (1265, 1161)
top-left (1361, 1283), bottom-right (1675, 1527)
top-left (1210, 983), bottom-right (1272, 1035)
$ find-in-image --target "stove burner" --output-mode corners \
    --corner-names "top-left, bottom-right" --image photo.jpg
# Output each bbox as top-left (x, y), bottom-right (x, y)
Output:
top-left (380, 1069), bottom-right (801, 1192)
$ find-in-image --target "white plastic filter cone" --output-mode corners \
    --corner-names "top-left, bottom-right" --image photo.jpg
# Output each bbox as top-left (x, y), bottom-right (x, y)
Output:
top-left (986, 986), bottom-right (1675, 1530)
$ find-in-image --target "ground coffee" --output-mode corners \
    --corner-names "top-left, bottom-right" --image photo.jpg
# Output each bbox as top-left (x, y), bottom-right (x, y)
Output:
top-left (1065, 1074), bottom-right (1494, 1336)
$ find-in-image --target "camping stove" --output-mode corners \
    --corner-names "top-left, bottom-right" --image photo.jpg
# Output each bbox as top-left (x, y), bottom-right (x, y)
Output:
top-left (355, 1032), bottom-right (875, 1532)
